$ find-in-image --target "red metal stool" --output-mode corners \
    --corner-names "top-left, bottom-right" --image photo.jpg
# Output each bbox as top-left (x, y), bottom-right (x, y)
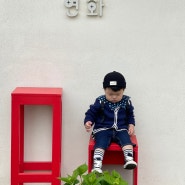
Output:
top-left (11, 87), bottom-right (62, 185)
top-left (88, 134), bottom-right (138, 185)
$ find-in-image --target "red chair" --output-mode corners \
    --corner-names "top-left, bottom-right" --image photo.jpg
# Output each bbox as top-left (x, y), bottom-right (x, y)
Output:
top-left (88, 134), bottom-right (138, 185)
top-left (11, 87), bottom-right (62, 185)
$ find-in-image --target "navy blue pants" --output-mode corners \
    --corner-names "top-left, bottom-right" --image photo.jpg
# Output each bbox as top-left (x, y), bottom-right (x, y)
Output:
top-left (94, 129), bottom-right (134, 150)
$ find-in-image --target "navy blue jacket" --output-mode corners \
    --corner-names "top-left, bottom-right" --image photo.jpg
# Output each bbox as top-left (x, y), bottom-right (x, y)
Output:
top-left (84, 95), bottom-right (135, 134)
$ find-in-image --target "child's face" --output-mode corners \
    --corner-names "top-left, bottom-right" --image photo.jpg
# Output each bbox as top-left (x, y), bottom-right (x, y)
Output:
top-left (104, 88), bottom-right (124, 103)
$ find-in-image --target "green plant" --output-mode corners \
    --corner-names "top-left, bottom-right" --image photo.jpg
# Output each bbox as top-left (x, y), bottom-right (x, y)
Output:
top-left (58, 163), bottom-right (128, 185)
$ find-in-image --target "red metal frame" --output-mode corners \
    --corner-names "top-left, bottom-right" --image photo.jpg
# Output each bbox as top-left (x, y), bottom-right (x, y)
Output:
top-left (11, 87), bottom-right (62, 185)
top-left (88, 134), bottom-right (138, 185)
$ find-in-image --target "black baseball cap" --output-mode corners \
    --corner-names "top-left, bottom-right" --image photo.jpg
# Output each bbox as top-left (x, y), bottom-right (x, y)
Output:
top-left (103, 71), bottom-right (126, 89)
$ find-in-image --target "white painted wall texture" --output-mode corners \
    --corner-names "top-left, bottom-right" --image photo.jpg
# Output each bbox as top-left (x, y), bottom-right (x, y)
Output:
top-left (1, 0), bottom-right (185, 184)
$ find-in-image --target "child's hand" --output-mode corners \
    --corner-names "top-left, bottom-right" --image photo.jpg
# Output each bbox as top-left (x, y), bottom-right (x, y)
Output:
top-left (128, 124), bottom-right (135, 135)
top-left (85, 121), bottom-right (92, 132)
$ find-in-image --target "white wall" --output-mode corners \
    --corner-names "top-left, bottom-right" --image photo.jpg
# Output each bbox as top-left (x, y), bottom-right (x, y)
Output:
top-left (1, 0), bottom-right (185, 184)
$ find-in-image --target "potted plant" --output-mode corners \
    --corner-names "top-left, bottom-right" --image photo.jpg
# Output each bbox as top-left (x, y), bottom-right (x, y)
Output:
top-left (58, 163), bottom-right (128, 185)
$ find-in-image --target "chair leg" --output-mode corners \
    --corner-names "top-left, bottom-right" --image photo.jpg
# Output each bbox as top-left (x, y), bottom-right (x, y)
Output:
top-left (133, 167), bottom-right (138, 185)
top-left (133, 149), bottom-right (138, 185)
top-left (88, 149), bottom-right (93, 173)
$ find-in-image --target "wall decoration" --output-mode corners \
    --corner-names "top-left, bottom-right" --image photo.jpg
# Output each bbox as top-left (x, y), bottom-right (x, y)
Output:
top-left (64, 0), bottom-right (79, 17)
top-left (87, 0), bottom-right (104, 17)
top-left (64, 0), bottom-right (104, 18)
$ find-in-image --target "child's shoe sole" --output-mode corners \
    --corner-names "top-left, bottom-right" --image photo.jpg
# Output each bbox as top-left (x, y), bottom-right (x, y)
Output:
top-left (123, 161), bottom-right (137, 170)
top-left (91, 168), bottom-right (102, 173)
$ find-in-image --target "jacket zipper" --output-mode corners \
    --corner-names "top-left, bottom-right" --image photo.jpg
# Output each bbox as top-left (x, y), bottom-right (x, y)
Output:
top-left (112, 107), bottom-right (120, 130)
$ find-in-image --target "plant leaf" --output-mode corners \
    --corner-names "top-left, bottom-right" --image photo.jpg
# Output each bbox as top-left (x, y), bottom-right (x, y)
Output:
top-left (74, 163), bottom-right (88, 176)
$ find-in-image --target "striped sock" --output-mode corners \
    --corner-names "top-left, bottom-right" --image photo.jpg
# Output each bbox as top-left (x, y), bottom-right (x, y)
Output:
top-left (94, 148), bottom-right (105, 161)
top-left (123, 149), bottom-right (133, 161)
top-left (93, 148), bottom-right (105, 172)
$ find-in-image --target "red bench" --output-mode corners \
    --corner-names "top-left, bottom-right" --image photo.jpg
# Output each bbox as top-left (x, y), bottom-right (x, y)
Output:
top-left (88, 134), bottom-right (138, 185)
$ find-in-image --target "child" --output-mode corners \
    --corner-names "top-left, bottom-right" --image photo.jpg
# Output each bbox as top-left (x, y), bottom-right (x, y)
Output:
top-left (84, 71), bottom-right (137, 173)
